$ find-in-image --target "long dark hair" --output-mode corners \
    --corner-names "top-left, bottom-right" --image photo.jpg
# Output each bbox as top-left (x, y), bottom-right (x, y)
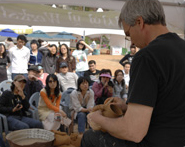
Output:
top-left (59, 43), bottom-right (71, 60)
top-left (113, 69), bottom-right (125, 87)
top-left (0, 43), bottom-right (7, 58)
top-left (77, 77), bottom-right (90, 92)
top-left (47, 44), bottom-right (58, 57)
top-left (76, 39), bottom-right (86, 51)
top-left (45, 74), bottom-right (60, 97)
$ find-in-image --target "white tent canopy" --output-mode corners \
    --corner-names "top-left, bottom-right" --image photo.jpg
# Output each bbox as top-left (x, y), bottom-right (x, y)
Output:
top-left (0, 0), bottom-right (184, 38)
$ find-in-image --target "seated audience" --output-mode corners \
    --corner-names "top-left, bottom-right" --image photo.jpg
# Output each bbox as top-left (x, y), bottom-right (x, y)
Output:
top-left (84, 60), bottom-right (100, 86)
top-left (0, 75), bottom-right (43, 130)
top-left (24, 65), bottom-right (43, 100)
top-left (70, 77), bottom-right (94, 134)
top-left (112, 69), bottom-right (127, 99)
top-left (37, 64), bottom-right (49, 87)
top-left (38, 74), bottom-right (67, 130)
top-left (56, 62), bottom-right (78, 92)
top-left (92, 69), bottom-right (113, 105)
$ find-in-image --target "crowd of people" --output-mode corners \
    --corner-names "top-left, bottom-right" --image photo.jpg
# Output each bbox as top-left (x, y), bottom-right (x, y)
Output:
top-left (1, 0), bottom-right (184, 146)
top-left (0, 33), bottom-right (131, 139)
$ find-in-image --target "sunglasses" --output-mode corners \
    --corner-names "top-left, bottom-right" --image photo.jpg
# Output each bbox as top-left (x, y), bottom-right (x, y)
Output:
top-left (48, 80), bottom-right (56, 83)
top-left (79, 43), bottom-right (84, 46)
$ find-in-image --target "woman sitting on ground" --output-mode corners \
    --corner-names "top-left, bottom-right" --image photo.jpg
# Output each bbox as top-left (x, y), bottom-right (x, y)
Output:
top-left (92, 69), bottom-right (113, 105)
top-left (70, 77), bottom-right (94, 134)
top-left (38, 74), bottom-right (67, 130)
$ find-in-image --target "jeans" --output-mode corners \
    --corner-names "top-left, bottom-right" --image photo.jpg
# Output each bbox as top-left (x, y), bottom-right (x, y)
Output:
top-left (7, 115), bottom-right (43, 131)
top-left (11, 73), bottom-right (28, 81)
top-left (81, 129), bottom-right (136, 147)
top-left (77, 112), bottom-right (87, 133)
top-left (0, 135), bottom-right (6, 147)
top-left (76, 71), bottom-right (84, 78)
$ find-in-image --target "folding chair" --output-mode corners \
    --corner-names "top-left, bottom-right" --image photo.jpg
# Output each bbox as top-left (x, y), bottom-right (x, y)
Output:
top-left (29, 92), bottom-right (40, 120)
top-left (60, 88), bottom-right (75, 134)
top-left (0, 80), bottom-right (12, 96)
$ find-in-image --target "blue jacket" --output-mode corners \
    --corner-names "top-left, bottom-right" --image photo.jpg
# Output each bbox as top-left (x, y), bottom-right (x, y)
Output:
top-left (29, 50), bottom-right (42, 66)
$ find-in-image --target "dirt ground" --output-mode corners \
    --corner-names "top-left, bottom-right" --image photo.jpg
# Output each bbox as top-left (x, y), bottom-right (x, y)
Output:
top-left (87, 55), bottom-right (124, 75)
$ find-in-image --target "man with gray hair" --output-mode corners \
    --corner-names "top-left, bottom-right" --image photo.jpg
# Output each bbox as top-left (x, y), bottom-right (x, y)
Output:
top-left (81, 0), bottom-right (185, 147)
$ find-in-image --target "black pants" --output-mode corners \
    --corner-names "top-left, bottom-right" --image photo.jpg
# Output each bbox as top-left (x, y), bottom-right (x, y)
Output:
top-left (81, 129), bottom-right (137, 147)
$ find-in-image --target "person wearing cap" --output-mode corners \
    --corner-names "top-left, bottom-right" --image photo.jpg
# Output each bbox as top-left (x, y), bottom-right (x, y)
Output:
top-left (56, 62), bottom-right (78, 92)
top-left (38, 44), bottom-right (58, 74)
top-left (24, 65), bottom-right (43, 100)
top-left (0, 74), bottom-right (43, 131)
top-left (28, 39), bottom-right (42, 67)
top-left (92, 69), bottom-right (113, 105)
top-left (9, 35), bottom-right (30, 80)
top-left (37, 64), bottom-right (49, 87)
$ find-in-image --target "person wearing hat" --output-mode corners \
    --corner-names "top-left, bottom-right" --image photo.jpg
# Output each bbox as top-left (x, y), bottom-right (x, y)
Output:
top-left (56, 62), bottom-right (78, 92)
top-left (37, 64), bottom-right (49, 87)
top-left (28, 39), bottom-right (42, 67)
top-left (24, 65), bottom-right (43, 100)
top-left (92, 69), bottom-right (113, 105)
top-left (0, 74), bottom-right (43, 131)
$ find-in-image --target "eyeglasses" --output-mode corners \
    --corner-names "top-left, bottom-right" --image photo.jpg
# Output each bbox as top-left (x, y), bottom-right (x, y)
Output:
top-left (125, 25), bottom-right (131, 41)
top-left (48, 80), bottom-right (56, 83)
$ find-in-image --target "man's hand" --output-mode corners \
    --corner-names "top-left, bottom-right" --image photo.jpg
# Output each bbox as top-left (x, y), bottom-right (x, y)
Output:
top-left (12, 104), bottom-right (23, 112)
top-left (14, 81), bottom-right (25, 99)
top-left (107, 86), bottom-right (113, 94)
top-left (28, 75), bottom-right (38, 81)
top-left (87, 111), bottom-right (102, 131)
top-left (112, 97), bottom-right (127, 113)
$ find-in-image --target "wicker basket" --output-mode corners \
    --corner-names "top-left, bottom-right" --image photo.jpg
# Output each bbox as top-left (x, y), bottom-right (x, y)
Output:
top-left (6, 129), bottom-right (54, 147)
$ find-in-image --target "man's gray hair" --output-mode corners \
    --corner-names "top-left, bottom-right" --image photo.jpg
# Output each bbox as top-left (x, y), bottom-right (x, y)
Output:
top-left (118, 0), bottom-right (166, 28)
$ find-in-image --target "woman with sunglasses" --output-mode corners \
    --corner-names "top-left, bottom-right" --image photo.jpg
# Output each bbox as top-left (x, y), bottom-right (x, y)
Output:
top-left (38, 74), bottom-right (67, 130)
top-left (72, 39), bottom-right (94, 77)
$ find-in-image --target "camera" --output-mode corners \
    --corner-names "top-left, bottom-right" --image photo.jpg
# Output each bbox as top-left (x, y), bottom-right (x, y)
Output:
top-left (15, 99), bottom-right (22, 108)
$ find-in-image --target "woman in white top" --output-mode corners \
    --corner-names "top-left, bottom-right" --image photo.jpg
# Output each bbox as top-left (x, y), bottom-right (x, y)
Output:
top-left (72, 39), bottom-right (94, 77)
top-left (70, 77), bottom-right (94, 134)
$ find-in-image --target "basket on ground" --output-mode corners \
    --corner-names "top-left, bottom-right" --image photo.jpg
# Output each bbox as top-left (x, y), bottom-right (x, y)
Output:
top-left (6, 129), bottom-right (54, 147)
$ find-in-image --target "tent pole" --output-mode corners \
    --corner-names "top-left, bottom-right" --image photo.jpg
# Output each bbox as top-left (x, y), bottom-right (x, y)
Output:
top-left (83, 30), bottom-right (85, 40)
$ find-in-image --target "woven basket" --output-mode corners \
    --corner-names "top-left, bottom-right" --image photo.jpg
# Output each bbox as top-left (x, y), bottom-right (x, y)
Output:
top-left (6, 129), bottom-right (54, 147)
